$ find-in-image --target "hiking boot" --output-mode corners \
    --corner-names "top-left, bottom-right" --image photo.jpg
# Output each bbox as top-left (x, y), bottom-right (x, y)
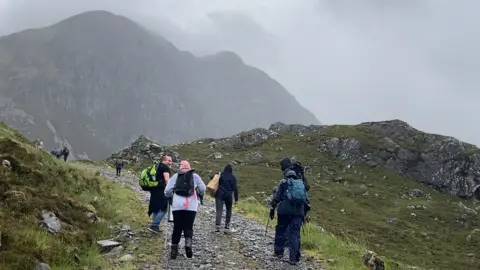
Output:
top-left (273, 252), bottom-right (283, 259)
top-left (225, 223), bottom-right (230, 230)
top-left (215, 225), bottom-right (221, 233)
top-left (147, 225), bottom-right (160, 234)
top-left (170, 244), bottom-right (178, 259)
top-left (185, 238), bottom-right (193, 258)
top-left (288, 260), bottom-right (298, 265)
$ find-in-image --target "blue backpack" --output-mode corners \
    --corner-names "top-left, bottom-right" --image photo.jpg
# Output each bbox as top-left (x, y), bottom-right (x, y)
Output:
top-left (285, 178), bottom-right (308, 205)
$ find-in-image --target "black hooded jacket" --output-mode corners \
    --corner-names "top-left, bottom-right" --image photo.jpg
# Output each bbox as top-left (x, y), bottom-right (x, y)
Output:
top-left (216, 164), bottom-right (239, 201)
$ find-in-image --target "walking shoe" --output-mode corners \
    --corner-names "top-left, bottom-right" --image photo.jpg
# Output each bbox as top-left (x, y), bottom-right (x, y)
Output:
top-left (273, 252), bottom-right (283, 259)
top-left (214, 225), bottom-right (220, 233)
top-left (225, 223), bottom-right (230, 230)
top-left (170, 244), bottom-right (178, 259)
top-left (185, 238), bottom-right (193, 258)
top-left (288, 260), bottom-right (298, 265)
top-left (147, 225), bottom-right (160, 234)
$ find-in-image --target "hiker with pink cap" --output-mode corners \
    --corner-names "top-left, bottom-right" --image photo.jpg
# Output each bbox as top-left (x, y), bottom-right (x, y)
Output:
top-left (164, 160), bottom-right (206, 260)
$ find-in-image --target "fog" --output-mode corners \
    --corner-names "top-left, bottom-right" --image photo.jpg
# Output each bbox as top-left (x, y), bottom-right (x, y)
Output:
top-left (1, 0), bottom-right (479, 145)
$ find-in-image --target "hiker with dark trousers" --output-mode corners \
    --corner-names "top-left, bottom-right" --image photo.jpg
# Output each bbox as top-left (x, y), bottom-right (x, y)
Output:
top-left (114, 158), bottom-right (124, 176)
top-left (270, 170), bottom-right (310, 265)
top-left (147, 155), bottom-right (172, 233)
top-left (279, 157), bottom-right (311, 248)
top-left (62, 147), bottom-right (69, 161)
top-left (214, 164), bottom-right (239, 232)
top-left (165, 160), bottom-right (206, 259)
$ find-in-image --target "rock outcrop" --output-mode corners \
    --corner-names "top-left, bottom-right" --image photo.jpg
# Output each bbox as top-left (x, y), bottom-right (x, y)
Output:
top-left (319, 119), bottom-right (480, 199)
top-left (108, 135), bottom-right (179, 166)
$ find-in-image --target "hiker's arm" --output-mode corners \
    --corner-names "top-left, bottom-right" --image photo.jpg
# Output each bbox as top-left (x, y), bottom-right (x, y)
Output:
top-left (194, 174), bottom-right (206, 195)
top-left (271, 181), bottom-right (284, 208)
top-left (233, 176), bottom-right (239, 202)
top-left (164, 173), bottom-right (177, 197)
top-left (163, 172), bottom-right (170, 184)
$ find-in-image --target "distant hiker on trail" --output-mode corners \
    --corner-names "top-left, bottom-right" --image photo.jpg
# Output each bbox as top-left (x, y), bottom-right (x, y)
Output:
top-left (114, 158), bottom-right (124, 176)
top-left (270, 170), bottom-right (310, 265)
top-left (164, 160), bottom-right (206, 260)
top-left (214, 164), bottom-right (239, 233)
top-left (147, 155), bottom-right (172, 233)
top-left (62, 146), bottom-right (69, 161)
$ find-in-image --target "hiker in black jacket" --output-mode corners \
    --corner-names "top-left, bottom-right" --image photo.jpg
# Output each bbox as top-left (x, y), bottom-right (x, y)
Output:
top-left (270, 170), bottom-right (310, 265)
top-left (62, 146), bottom-right (69, 161)
top-left (214, 164), bottom-right (239, 232)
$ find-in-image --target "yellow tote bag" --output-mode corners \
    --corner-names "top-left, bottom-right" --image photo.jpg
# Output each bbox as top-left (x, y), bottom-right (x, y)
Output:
top-left (207, 172), bottom-right (221, 198)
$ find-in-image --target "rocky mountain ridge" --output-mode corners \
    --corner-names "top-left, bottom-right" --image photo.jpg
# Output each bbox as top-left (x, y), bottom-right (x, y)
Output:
top-left (112, 119), bottom-right (480, 201)
top-left (320, 120), bottom-right (480, 200)
top-left (0, 10), bottom-right (319, 160)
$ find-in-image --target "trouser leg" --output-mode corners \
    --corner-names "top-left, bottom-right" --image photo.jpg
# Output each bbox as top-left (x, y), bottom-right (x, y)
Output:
top-left (215, 197), bottom-right (224, 228)
top-left (273, 214), bottom-right (289, 255)
top-left (288, 216), bottom-right (303, 262)
top-left (224, 195), bottom-right (233, 227)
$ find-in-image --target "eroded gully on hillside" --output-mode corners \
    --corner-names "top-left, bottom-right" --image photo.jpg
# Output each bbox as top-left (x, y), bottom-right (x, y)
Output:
top-left (84, 164), bottom-right (323, 270)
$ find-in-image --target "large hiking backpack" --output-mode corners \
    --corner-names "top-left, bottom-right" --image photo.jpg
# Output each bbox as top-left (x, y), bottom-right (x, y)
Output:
top-left (280, 157), bottom-right (305, 181)
top-left (174, 170), bottom-right (195, 197)
top-left (139, 164), bottom-right (158, 191)
top-left (285, 178), bottom-right (308, 205)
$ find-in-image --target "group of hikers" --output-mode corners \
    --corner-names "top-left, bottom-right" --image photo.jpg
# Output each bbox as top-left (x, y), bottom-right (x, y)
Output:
top-left (134, 155), bottom-right (310, 265)
top-left (50, 146), bottom-right (70, 161)
top-left (32, 138), bottom-right (70, 161)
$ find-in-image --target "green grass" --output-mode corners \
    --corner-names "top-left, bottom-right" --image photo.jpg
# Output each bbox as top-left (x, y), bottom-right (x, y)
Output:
top-left (0, 122), bottom-right (149, 269)
top-left (152, 124), bottom-right (480, 269)
top-left (233, 200), bottom-right (408, 270)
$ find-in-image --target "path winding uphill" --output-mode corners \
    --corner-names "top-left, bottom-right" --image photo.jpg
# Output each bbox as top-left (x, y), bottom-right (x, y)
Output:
top-left (85, 164), bottom-right (323, 270)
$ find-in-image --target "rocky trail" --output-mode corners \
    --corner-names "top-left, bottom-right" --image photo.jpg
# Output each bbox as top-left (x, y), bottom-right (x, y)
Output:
top-left (85, 164), bottom-right (324, 270)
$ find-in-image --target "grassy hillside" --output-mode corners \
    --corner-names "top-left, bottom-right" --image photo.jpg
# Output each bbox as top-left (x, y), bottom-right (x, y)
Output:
top-left (0, 122), bottom-right (148, 269)
top-left (115, 123), bottom-right (480, 269)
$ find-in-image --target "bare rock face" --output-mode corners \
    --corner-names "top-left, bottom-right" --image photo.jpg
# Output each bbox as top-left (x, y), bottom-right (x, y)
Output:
top-left (109, 135), bottom-right (174, 165)
top-left (35, 263), bottom-right (50, 270)
top-left (39, 210), bottom-right (61, 234)
top-left (362, 251), bottom-right (385, 270)
top-left (319, 120), bottom-right (480, 200)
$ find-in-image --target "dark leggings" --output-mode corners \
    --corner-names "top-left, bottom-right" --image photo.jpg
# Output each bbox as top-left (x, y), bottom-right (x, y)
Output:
top-left (172, 210), bottom-right (197, 244)
top-left (116, 168), bottom-right (121, 175)
top-left (215, 195), bottom-right (232, 226)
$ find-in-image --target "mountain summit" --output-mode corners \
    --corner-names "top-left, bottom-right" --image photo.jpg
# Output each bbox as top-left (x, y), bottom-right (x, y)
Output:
top-left (0, 10), bottom-right (320, 159)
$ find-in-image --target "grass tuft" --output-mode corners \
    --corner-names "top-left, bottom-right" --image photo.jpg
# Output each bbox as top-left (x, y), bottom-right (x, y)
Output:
top-left (0, 122), bottom-right (149, 269)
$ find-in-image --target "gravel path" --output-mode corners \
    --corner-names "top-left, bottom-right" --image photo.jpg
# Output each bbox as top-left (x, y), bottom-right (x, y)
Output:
top-left (87, 165), bottom-right (323, 270)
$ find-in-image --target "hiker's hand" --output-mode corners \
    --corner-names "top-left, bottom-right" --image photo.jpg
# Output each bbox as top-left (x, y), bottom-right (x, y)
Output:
top-left (269, 208), bottom-right (275, 220)
top-left (305, 216), bottom-right (311, 223)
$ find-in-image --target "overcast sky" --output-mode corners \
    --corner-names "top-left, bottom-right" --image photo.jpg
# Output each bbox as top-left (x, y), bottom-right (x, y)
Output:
top-left (1, 0), bottom-right (479, 145)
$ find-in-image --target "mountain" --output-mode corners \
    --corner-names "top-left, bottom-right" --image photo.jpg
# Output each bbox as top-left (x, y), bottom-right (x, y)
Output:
top-left (110, 119), bottom-right (480, 270)
top-left (0, 10), bottom-right (320, 160)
